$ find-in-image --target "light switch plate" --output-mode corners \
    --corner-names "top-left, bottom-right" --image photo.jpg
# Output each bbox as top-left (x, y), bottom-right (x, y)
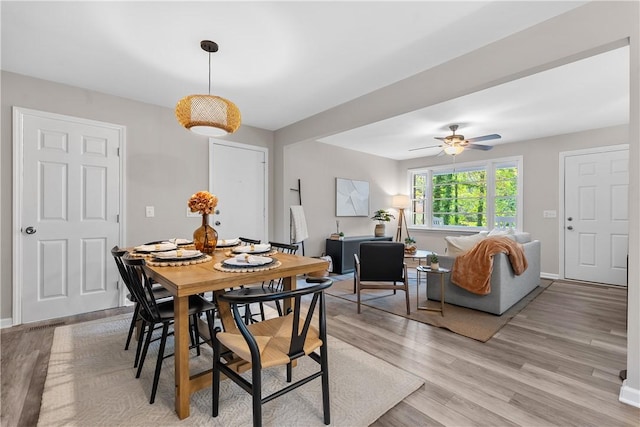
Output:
top-left (543, 210), bottom-right (557, 218)
top-left (186, 208), bottom-right (200, 218)
top-left (145, 206), bottom-right (155, 217)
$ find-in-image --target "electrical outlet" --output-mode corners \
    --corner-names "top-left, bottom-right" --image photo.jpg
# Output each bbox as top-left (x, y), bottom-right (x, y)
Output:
top-left (145, 206), bottom-right (155, 217)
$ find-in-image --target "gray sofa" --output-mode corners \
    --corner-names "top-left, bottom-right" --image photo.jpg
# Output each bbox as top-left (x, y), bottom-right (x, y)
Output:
top-left (426, 239), bottom-right (541, 315)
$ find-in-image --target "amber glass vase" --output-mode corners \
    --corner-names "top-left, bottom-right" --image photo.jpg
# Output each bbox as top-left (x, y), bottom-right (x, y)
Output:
top-left (193, 214), bottom-right (218, 254)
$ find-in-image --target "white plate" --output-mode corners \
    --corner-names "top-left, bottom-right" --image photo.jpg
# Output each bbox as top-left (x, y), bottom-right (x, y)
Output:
top-left (232, 244), bottom-right (271, 254)
top-left (223, 255), bottom-right (274, 267)
top-left (152, 249), bottom-right (202, 260)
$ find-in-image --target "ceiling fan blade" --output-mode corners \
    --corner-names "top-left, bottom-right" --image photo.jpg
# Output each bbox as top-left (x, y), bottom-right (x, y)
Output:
top-left (436, 149), bottom-right (446, 157)
top-left (434, 137), bottom-right (446, 141)
top-left (466, 134), bottom-right (501, 143)
top-left (409, 144), bottom-right (442, 152)
top-left (466, 143), bottom-right (493, 151)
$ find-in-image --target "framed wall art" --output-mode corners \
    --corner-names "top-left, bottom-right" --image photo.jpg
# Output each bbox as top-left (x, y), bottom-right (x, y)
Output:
top-left (335, 178), bottom-right (369, 217)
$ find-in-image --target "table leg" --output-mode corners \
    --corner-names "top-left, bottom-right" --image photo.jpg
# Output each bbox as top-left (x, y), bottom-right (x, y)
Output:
top-left (174, 295), bottom-right (191, 419)
top-left (440, 273), bottom-right (445, 316)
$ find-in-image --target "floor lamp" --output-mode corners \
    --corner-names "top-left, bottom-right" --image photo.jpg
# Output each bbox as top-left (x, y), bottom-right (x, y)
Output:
top-left (392, 195), bottom-right (411, 242)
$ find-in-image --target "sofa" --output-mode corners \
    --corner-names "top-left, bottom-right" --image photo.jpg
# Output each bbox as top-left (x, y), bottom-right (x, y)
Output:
top-left (426, 231), bottom-right (541, 315)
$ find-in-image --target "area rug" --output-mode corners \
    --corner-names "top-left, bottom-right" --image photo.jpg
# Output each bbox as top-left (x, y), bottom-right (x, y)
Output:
top-left (38, 314), bottom-right (423, 426)
top-left (327, 278), bottom-right (551, 342)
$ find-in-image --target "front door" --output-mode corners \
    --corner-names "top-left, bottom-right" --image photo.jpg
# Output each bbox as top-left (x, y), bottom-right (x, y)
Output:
top-left (14, 107), bottom-right (123, 323)
top-left (209, 140), bottom-right (268, 242)
top-left (564, 147), bottom-right (628, 285)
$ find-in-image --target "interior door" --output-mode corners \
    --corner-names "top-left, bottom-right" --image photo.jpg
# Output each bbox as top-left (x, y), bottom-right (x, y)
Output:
top-left (15, 108), bottom-right (123, 323)
top-left (564, 148), bottom-right (628, 285)
top-left (209, 140), bottom-right (268, 242)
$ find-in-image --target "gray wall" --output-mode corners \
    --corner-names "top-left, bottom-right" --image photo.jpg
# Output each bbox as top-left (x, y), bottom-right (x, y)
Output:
top-left (0, 71), bottom-right (274, 320)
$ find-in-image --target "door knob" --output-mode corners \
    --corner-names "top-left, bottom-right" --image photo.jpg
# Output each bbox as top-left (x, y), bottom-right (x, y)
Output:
top-left (567, 226), bottom-right (573, 230)
top-left (215, 221), bottom-right (221, 226)
top-left (25, 226), bottom-right (37, 234)
top-left (567, 217), bottom-right (573, 221)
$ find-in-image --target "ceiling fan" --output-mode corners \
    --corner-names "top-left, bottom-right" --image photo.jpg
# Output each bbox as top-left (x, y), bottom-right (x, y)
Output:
top-left (410, 124), bottom-right (501, 156)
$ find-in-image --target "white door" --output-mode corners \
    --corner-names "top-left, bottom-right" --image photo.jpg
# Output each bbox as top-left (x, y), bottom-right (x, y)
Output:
top-left (564, 148), bottom-right (628, 285)
top-left (209, 140), bottom-right (268, 242)
top-left (14, 108), bottom-right (123, 323)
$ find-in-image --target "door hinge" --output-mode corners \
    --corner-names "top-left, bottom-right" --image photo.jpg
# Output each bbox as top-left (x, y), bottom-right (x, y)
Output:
top-left (117, 147), bottom-right (120, 157)
top-left (116, 280), bottom-right (120, 290)
top-left (116, 214), bottom-right (120, 223)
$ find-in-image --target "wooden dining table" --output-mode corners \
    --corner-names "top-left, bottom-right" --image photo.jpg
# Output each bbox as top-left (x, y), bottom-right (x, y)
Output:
top-left (143, 249), bottom-right (329, 420)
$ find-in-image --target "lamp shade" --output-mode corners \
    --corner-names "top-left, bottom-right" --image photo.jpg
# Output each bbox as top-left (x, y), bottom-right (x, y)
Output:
top-left (175, 94), bottom-right (241, 136)
top-left (444, 145), bottom-right (464, 156)
top-left (392, 194), bottom-right (410, 209)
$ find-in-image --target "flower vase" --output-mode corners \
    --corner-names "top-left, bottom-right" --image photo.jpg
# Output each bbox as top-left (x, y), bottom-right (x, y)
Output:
top-left (374, 223), bottom-right (385, 237)
top-left (193, 214), bottom-right (218, 254)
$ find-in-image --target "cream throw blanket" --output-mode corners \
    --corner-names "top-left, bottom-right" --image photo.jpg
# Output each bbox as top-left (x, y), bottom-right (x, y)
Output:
top-left (452, 236), bottom-right (528, 295)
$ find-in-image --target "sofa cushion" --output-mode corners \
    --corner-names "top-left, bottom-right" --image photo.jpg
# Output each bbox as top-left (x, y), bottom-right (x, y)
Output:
top-left (444, 233), bottom-right (487, 257)
top-left (487, 228), bottom-right (531, 243)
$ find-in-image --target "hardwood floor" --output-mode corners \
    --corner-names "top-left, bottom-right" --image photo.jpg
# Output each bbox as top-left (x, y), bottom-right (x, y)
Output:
top-left (2, 279), bottom-right (638, 426)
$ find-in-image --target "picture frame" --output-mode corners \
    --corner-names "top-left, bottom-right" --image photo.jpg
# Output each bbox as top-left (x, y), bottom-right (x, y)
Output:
top-left (335, 178), bottom-right (369, 217)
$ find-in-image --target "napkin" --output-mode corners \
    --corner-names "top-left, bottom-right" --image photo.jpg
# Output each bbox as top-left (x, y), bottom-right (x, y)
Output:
top-left (135, 242), bottom-right (177, 252)
top-left (234, 243), bottom-right (271, 253)
top-left (152, 249), bottom-right (201, 259)
top-left (169, 238), bottom-right (192, 245)
top-left (218, 238), bottom-right (240, 246)
top-left (234, 254), bottom-right (262, 264)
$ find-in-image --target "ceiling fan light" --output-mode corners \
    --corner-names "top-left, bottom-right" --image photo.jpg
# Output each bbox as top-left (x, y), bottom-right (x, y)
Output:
top-left (444, 145), bottom-right (464, 156)
top-left (175, 94), bottom-right (241, 136)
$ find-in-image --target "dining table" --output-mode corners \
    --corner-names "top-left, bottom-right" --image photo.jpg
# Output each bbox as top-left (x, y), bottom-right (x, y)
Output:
top-left (143, 248), bottom-right (329, 420)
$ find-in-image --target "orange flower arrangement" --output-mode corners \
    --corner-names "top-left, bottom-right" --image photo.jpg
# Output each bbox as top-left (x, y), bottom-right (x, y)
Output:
top-left (188, 191), bottom-right (218, 215)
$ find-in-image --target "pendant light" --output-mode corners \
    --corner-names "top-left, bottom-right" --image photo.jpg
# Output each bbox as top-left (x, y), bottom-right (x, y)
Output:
top-left (175, 40), bottom-right (241, 136)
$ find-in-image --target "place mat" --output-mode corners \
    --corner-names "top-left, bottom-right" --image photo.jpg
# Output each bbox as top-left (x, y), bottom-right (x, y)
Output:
top-left (146, 254), bottom-right (212, 267)
top-left (214, 260), bottom-right (282, 273)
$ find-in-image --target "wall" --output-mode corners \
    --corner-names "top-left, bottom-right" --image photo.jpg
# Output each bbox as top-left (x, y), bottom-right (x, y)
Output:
top-left (398, 125), bottom-right (628, 277)
top-left (283, 141), bottom-right (400, 257)
top-left (0, 71), bottom-right (274, 321)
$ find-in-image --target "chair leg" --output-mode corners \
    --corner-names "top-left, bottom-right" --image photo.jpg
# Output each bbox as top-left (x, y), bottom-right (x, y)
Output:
top-left (136, 321), bottom-right (154, 378)
top-left (192, 314), bottom-right (201, 356)
top-left (286, 362), bottom-right (292, 382)
top-left (404, 283), bottom-right (411, 315)
top-left (251, 366), bottom-right (262, 427)
top-left (134, 319), bottom-right (147, 368)
top-left (356, 280), bottom-right (362, 314)
top-left (149, 323), bottom-right (169, 404)
top-left (125, 303), bottom-right (140, 350)
top-left (320, 344), bottom-right (331, 425)
top-left (212, 331), bottom-right (221, 418)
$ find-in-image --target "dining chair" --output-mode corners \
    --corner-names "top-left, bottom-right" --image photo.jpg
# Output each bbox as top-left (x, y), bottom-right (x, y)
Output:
top-left (239, 237), bottom-right (261, 245)
top-left (111, 246), bottom-right (172, 367)
top-left (211, 279), bottom-right (333, 427)
top-left (354, 241), bottom-right (411, 314)
top-left (121, 256), bottom-right (217, 404)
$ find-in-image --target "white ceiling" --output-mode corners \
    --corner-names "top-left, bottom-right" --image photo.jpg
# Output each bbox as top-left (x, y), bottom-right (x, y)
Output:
top-left (1, 1), bottom-right (629, 160)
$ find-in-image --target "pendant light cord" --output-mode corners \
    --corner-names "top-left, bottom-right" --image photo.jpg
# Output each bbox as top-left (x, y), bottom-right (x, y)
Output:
top-left (208, 51), bottom-right (212, 96)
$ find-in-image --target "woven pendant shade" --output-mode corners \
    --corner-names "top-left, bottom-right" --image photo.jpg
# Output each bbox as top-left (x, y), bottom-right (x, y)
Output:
top-left (175, 94), bottom-right (241, 136)
top-left (176, 40), bottom-right (241, 136)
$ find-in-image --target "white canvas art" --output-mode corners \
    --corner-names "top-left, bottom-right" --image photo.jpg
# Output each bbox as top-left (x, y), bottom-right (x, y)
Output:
top-left (336, 178), bottom-right (369, 216)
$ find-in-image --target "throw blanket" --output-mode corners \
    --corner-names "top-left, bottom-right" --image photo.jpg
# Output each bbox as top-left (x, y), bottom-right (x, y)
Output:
top-left (451, 236), bottom-right (528, 295)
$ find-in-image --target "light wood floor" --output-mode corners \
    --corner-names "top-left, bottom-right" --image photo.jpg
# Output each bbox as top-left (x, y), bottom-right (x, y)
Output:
top-left (2, 279), bottom-right (638, 426)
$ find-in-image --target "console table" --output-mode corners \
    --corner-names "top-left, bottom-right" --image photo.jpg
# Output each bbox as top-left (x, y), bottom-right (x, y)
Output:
top-left (325, 235), bottom-right (392, 274)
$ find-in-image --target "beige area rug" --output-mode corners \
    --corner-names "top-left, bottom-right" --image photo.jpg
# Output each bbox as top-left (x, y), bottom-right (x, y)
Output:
top-left (327, 278), bottom-right (551, 342)
top-left (38, 314), bottom-right (423, 427)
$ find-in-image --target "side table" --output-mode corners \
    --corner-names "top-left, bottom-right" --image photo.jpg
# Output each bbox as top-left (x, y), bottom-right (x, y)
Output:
top-left (416, 265), bottom-right (450, 316)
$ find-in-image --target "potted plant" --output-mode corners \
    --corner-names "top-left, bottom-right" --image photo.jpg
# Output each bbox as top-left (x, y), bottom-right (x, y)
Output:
top-left (404, 237), bottom-right (417, 254)
top-left (429, 253), bottom-right (439, 270)
top-left (371, 209), bottom-right (395, 237)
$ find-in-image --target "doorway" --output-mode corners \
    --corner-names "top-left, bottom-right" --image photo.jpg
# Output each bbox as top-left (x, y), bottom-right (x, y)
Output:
top-left (13, 107), bottom-right (124, 324)
top-left (561, 145), bottom-right (628, 286)
top-left (209, 140), bottom-right (268, 242)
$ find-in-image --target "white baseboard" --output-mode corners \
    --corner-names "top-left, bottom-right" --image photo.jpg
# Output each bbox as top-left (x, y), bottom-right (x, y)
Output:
top-left (619, 380), bottom-right (640, 408)
top-left (540, 272), bottom-right (559, 280)
top-left (1, 317), bottom-right (14, 329)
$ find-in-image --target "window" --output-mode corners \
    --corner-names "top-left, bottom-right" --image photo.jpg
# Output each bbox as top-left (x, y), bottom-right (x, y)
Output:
top-left (408, 157), bottom-right (522, 230)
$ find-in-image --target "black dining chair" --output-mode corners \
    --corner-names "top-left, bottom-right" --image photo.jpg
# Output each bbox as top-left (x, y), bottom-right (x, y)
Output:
top-left (111, 246), bottom-right (172, 367)
top-left (212, 279), bottom-right (333, 427)
top-left (121, 256), bottom-right (217, 404)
